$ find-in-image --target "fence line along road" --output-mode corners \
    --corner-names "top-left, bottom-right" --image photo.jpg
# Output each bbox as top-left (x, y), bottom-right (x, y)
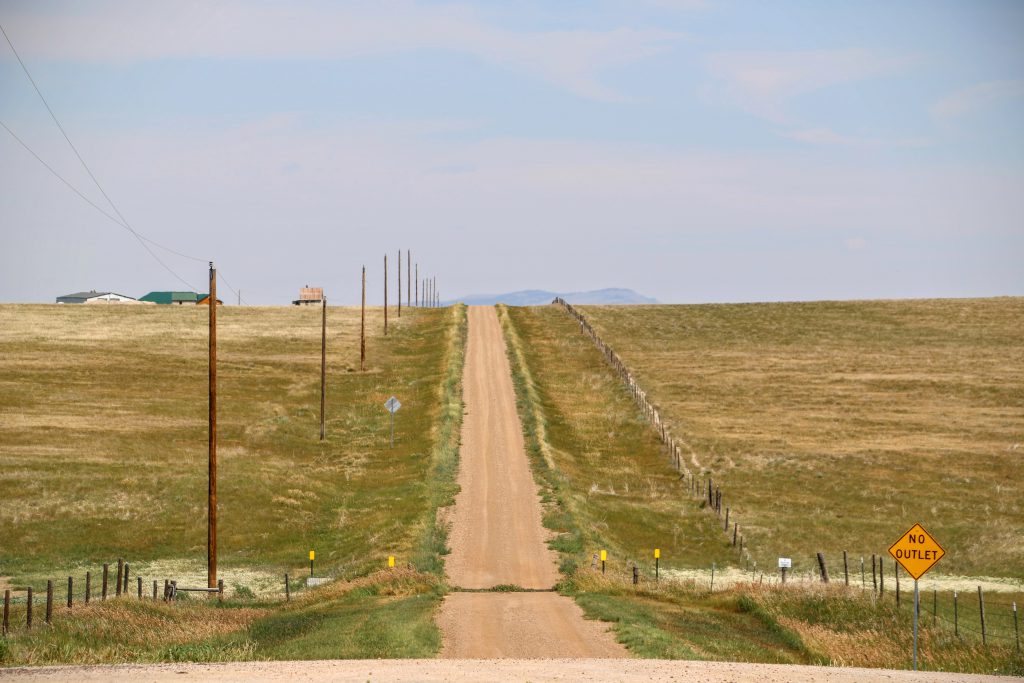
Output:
top-left (551, 298), bottom-right (749, 557)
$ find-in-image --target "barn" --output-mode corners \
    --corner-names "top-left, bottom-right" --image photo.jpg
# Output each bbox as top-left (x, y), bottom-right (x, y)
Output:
top-left (139, 291), bottom-right (199, 305)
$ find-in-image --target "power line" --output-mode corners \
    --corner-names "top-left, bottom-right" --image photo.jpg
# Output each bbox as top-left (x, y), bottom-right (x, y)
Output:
top-left (1, 21), bottom-right (207, 287)
top-left (1, 120), bottom-right (200, 292)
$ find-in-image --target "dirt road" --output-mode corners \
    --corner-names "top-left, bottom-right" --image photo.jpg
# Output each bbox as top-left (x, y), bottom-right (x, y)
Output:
top-left (438, 306), bottom-right (624, 657)
top-left (2, 660), bottom-right (1010, 682)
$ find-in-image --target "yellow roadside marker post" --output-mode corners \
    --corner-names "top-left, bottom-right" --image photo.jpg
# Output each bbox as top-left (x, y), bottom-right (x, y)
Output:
top-left (600, 550), bottom-right (607, 575)
top-left (309, 550), bottom-right (315, 578)
top-left (654, 548), bottom-right (661, 581)
top-left (889, 523), bottom-right (945, 671)
top-left (387, 556), bottom-right (395, 569)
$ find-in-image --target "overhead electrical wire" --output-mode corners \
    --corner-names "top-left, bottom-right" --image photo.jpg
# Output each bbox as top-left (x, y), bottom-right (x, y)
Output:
top-left (1, 21), bottom-right (248, 303)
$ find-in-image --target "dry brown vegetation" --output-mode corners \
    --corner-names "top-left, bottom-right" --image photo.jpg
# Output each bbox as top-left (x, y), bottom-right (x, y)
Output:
top-left (573, 298), bottom-right (1023, 579)
top-left (0, 303), bottom-right (453, 589)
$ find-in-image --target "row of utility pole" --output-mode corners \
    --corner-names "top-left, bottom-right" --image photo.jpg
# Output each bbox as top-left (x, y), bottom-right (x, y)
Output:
top-left (205, 252), bottom-right (443, 596)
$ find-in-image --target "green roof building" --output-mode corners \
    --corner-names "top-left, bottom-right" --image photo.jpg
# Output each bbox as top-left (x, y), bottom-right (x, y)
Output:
top-left (139, 291), bottom-right (199, 305)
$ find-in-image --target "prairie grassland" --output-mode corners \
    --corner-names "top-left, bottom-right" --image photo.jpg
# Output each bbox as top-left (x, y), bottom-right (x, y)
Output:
top-left (500, 305), bottom-right (736, 575)
top-left (576, 299), bottom-right (1024, 579)
top-left (0, 304), bottom-right (467, 666)
top-left (0, 303), bottom-right (455, 591)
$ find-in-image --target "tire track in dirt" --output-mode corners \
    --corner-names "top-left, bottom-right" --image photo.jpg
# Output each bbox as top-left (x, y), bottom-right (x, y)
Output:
top-left (438, 306), bottom-right (625, 658)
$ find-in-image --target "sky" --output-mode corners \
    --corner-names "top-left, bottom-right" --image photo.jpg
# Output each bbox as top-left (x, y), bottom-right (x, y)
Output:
top-left (1, 0), bottom-right (1022, 305)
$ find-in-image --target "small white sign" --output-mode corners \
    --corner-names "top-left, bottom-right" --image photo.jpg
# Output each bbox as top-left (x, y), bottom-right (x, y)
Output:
top-left (384, 396), bottom-right (401, 414)
top-left (778, 557), bottom-right (792, 569)
top-left (306, 577), bottom-right (328, 587)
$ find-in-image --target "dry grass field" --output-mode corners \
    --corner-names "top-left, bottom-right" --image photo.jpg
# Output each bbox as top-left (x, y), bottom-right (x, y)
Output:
top-left (573, 298), bottom-right (1023, 580)
top-left (0, 303), bottom-right (455, 592)
top-left (500, 305), bottom-right (737, 575)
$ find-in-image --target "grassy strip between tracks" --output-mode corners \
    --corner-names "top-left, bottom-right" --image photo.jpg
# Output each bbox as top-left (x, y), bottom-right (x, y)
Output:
top-left (497, 303), bottom-right (1023, 675)
top-left (0, 304), bottom-right (468, 665)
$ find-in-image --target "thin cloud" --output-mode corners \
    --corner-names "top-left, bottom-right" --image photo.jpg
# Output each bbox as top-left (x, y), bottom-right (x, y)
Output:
top-left (704, 48), bottom-right (918, 122)
top-left (931, 80), bottom-right (1024, 121)
top-left (780, 127), bottom-right (931, 149)
top-left (1, 1), bottom-right (681, 101)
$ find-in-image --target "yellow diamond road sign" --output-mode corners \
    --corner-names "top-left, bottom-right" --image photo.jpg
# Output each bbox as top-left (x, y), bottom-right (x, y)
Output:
top-left (889, 523), bottom-right (945, 580)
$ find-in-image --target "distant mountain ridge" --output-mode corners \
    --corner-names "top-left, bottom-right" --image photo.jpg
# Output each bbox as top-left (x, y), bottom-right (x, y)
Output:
top-left (446, 288), bottom-right (657, 306)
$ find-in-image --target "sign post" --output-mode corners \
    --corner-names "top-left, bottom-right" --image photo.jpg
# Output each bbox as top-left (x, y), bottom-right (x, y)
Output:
top-left (600, 549), bottom-right (607, 575)
top-left (654, 548), bottom-right (660, 581)
top-left (384, 396), bottom-right (401, 448)
top-left (889, 523), bottom-right (945, 671)
top-left (778, 557), bottom-right (791, 584)
top-left (309, 550), bottom-right (315, 577)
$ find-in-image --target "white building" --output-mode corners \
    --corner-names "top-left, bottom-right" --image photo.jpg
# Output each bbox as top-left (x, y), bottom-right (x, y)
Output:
top-left (56, 290), bottom-right (144, 304)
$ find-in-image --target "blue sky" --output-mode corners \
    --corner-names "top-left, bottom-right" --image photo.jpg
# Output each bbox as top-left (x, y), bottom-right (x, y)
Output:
top-left (1, 0), bottom-right (1022, 304)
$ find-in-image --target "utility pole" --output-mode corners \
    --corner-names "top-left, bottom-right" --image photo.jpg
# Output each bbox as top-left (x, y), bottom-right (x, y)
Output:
top-left (237, 290), bottom-right (240, 306)
top-left (384, 254), bottom-right (388, 336)
top-left (433, 277), bottom-right (437, 307)
top-left (319, 296), bottom-right (326, 441)
top-left (360, 266), bottom-right (366, 371)
top-left (397, 250), bottom-right (401, 318)
top-left (208, 262), bottom-right (217, 592)
top-left (407, 250), bottom-right (411, 309)
top-left (415, 264), bottom-right (419, 307)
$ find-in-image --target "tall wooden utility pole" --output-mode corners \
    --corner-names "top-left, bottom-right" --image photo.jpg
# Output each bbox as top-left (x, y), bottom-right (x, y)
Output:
top-left (360, 266), bottom-right (366, 371)
top-left (415, 264), bottom-right (419, 307)
top-left (407, 250), bottom-right (411, 309)
top-left (433, 277), bottom-right (437, 307)
top-left (384, 254), bottom-right (388, 336)
top-left (319, 296), bottom-right (327, 441)
top-left (397, 251), bottom-right (401, 318)
top-left (208, 262), bottom-right (217, 591)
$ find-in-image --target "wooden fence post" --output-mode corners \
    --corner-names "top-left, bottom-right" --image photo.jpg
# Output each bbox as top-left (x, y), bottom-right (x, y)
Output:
top-left (933, 588), bottom-right (937, 626)
top-left (137, 576), bottom-right (142, 599)
top-left (85, 571), bottom-right (91, 604)
top-left (26, 586), bottom-right (32, 629)
top-left (285, 574), bottom-right (290, 602)
top-left (860, 556), bottom-right (865, 589)
top-left (871, 555), bottom-right (877, 592)
top-left (816, 553), bottom-right (829, 583)
top-left (724, 507), bottom-right (730, 531)
top-left (218, 579), bottom-right (224, 602)
top-left (843, 551), bottom-right (849, 586)
top-left (3, 589), bottom-right (9, 635)
top-left (116, 558), bottom-right (123, 597)
top-left (733, 523), bottom-right (738, 547)
top-left (879, 556), bottom-right (884, 594)
top-left (102, 564), bottom-right (109, 601)
top-left (153, 580), bottom-right (158, 601)
top-left (123, 563), bottom-right (129, 594)
top-left (979, 586), bottom-right (986, 645)
top-left (895, 563), bottom-right (900, 607)
top-left (67, 576), bottom-right (73, 608)
top-left (46, 580), bottom-right (53, 624)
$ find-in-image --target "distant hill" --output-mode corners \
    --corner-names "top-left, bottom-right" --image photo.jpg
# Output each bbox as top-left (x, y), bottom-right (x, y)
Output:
top-left (447, 288), bottom-right (658, 306)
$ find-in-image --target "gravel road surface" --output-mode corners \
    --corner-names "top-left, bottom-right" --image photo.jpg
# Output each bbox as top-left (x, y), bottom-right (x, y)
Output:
top-left (1, 659), bottom-right (1010, 682)
top-left (438, 306), bottom-right (625, 658)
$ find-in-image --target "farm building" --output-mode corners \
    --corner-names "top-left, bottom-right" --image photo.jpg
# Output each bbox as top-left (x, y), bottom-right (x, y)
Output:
top-left (140, 291), bottom-right (199, 305)
top-left (56, 291), bottom-right (143, 304)
top-left (293, 286), bottom-right (324, 306)
top-left (197, 293), bottom-right (223, 305)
